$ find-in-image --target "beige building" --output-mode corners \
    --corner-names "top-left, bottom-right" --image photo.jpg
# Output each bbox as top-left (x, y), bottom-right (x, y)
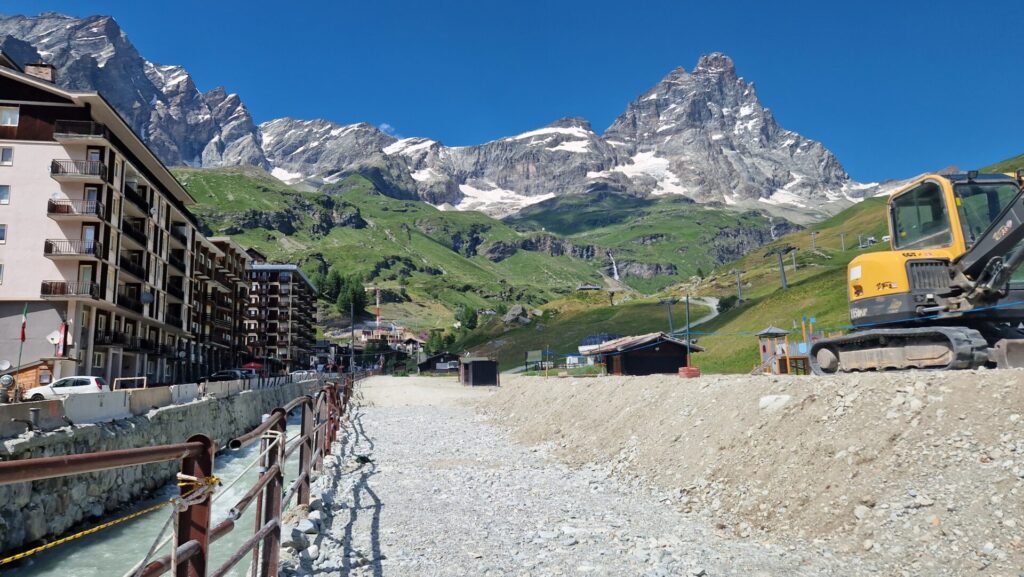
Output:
top-left (0, 56), bottom-right (288, 386)
top-left (244, 251), bottom-right (317, 372)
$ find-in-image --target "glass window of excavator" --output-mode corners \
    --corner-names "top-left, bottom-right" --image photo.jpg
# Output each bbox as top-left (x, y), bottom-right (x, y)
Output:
top-left (892, 181), bottom-right (952, 249)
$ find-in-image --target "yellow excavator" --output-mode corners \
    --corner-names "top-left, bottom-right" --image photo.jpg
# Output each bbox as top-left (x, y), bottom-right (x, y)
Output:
top-left (810, 170), bottom-right (1024, 373)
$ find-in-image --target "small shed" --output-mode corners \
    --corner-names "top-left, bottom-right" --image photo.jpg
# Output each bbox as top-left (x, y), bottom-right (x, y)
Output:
top-left (584, 332), bottom-right (703, 376)
top-left (460, 357), bottom-right (499, 386)
top-left (417, 352), bottom-right (460, 375)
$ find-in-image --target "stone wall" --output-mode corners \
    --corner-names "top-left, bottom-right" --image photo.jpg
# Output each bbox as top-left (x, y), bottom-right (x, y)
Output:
top-left (0, 381), bottom-right (321, 554)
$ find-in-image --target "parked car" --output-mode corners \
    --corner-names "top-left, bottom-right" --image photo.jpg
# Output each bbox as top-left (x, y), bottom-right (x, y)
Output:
top-left (236, 368), bottom-right (259, 380)
top-left (203, 370), bottom-right (245, 382)
top-left (290, 370), bottom-right (316, 380)
top-left (25, 376), bottom-right (107, 401)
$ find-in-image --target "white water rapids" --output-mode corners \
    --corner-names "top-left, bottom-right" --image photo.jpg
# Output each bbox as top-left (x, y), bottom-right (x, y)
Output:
top-left (16, 417), bottom-right (302, 577)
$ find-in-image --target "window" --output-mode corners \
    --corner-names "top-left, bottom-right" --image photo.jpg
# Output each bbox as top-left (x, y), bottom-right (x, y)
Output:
top-left (892, 182), bottom-right (952, 249)
top-left (0, 106), bottom-right (18, 127)
top-left (0, 147), bottom-right (11, 166)
top-left (93, 352), bottom-right (105, 367)
top-left (955, 182), bottom-right (1020, 247)
top-left (0, 224), bottom-right (6, 243)
top-left (0, 185), bottom-right (9, 205)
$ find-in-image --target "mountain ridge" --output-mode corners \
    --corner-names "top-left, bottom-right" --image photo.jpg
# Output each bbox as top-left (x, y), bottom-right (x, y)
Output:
top-left (0, 12), bottom-right (877, 218)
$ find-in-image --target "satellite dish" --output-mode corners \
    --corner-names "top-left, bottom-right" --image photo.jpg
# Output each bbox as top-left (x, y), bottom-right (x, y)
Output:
top-left (0, 360), bottom-right (10, 371)
top-left (47, 331), bottom-right (62, 345)
top-left (149, 206), bottom-right (158, 217)
top-left (141, 292), bottom-right (155, 305)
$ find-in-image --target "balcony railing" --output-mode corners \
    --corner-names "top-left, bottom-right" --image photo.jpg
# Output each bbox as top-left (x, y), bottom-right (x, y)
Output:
top-left (170, 227), bottom-right (189, 245)
top-left (51, 159), bottom-right (106, 179)
top-left (167, 284), bottom-right (185, 300)
top-left (44, 239), bottom-right (103, 258)
top-left (119, 255), bottom-right (147, 280)
top-left (123, 184), bottom-right (149, 213)
top-left (203, 314), bottom-right (232, 329)
top-left (54, 120), bottom-right (109, 140)
top-left (47, 199), bottom-right (104, 219)
top-left (122, 221), bottom-right (147, 246)
top-left (117, 291), bottom-right (143, 314)
top-left (168, 253), bottom-right (186, 273)
top-left (166, 314), bottom-right (183, 329)
top-left (40, 280), bottom-right (100, 299)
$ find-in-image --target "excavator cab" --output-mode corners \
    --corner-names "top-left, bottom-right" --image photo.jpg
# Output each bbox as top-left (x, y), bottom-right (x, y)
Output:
top-left (812, 171), bottom-right (1024, 373)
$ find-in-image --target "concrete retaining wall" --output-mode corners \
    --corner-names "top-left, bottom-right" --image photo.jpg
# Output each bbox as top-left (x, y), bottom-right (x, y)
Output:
top-left (0, 400), bottom-right (66, 438)
top-left (128, 388), bottom-right (173, 415)
top-left (169, 383), bottom-right (199, 404)
top-left (0, 380), bottom-right (324, 554)
top-left (62, 391), bottom-right (130, 423)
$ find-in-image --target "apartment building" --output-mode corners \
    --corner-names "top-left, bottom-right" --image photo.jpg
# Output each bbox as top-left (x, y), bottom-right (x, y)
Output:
top-left (0, 56), bottom-right (291, 387)
top-left (244, 252), bottom-right (317, 372)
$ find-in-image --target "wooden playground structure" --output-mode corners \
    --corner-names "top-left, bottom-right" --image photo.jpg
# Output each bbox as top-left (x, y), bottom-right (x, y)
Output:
top-left (752, 317), bottom-right (841, 375)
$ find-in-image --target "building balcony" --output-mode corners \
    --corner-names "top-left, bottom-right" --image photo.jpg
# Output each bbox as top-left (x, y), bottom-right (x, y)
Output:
top-left (121, 221), bottom-right (147, 249)
top-left (53, 120), bottom-right (110, 143)
top-left (46, 199), bottom-right (104, 222)
top-left (44, 239), bottom-right (103, 260)
top-left (166, 314), bottom-right (183, 329)
top-left (119, 255), bottom-right (147, 281)
top-left (40, 280), bottom-right (100, 299)
top-left (116, 291), bottom-right (143, 314)
top-left (167, 284), bottom-right (185, 301)
top-left (123, 184), bottom-right (149, 214)
top-left (169, 227), bottom-right (189, 247)
top-left (168, 253), bottom-right (187, 273)
top-left (50, 159), bottom-right (106, 182)
top-left (203, 314), bottom-right (232, 329)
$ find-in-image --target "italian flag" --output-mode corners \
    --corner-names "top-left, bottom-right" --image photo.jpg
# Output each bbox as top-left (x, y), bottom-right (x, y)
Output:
top-left (20, 303), bottom-right (27, 342)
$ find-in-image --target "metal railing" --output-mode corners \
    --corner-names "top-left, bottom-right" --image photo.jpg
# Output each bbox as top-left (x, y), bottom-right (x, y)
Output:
top-left (122, 220), bottom-right (148, 246)
top-left (53, 120), bottom-right (109, 139)
top-left (46, 199), bottom-right (104, 218)
top-left (40, 280), bottom-right (100, 298)
top-left (44, 239), bottom-right (103, 257)
top-left (170, 227), bottom-right (189, 245)
top-left (0, 377), bottom-right (361, 577)
top-left (124, 184), bottom-right (149, 213)
top-left (169, 253), bottom-right (187, 273)
top-left (120, 255), bottom-right (148, 280)
top-left (167, 284), bottom-right (185, 300)
top-left (50, 159), bottom-right (106, 178)
top-left (117, 291), bottom-right (143, 314)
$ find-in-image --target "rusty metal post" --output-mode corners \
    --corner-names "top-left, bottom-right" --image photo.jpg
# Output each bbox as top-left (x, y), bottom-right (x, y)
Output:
top-left (249, 434), bottom-right (266, 577)
top-left (176, 434), bottom-right (215, 577)
top-left (259, 408), bottom-right (287, 577)
top-left (298, 399), bottom-right (313, 505)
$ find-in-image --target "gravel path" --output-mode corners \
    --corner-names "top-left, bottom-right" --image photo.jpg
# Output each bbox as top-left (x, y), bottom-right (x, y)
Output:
top-left (295, 378), bottom-right (865, 577)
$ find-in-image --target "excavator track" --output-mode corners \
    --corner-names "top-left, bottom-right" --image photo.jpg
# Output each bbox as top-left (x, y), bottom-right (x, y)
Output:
top-left (808, 327), bottom-right (990, 375)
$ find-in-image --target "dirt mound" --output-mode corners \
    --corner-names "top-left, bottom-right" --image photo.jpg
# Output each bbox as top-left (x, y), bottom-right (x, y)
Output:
top-left (480, 371), bottom-right (1024, 575)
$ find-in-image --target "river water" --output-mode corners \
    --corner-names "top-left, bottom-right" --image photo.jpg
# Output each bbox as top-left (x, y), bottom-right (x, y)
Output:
top-left (12, 418), bottom-right (302, 577)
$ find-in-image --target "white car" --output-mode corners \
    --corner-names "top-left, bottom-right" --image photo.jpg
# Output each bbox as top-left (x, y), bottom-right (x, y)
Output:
top-left (26, 376), bottom-right (107, 401)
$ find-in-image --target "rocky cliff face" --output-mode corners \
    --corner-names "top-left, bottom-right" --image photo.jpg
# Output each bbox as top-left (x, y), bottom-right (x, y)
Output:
top-left (0, 13), bottom-right (875, 217)
top-left (0, 13), bottom-right (266, 167)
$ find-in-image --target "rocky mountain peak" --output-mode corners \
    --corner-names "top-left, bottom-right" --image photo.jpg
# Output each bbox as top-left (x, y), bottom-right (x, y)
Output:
top-left (693, 52), bottom-right (737, 76)
top-left (547, 117), bottom-right (594, 131)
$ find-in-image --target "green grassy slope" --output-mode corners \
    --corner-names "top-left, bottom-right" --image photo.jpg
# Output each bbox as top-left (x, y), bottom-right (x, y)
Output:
top-left (684, 196), bottom-right (891, 372)
top-left (175, 168), bottom-right (605, 329)
top-left (456, 294), bottom-right (710, 371)
top-left (984, 154), bottom-right (1024, 174)
top-left (509, 190), bottom-right (795, 292)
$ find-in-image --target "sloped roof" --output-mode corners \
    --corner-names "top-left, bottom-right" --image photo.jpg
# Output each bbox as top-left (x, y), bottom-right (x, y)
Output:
top-left (756, 326), bottom-right (790, 337)
top-left (584, 332), bottom-right (704, 355)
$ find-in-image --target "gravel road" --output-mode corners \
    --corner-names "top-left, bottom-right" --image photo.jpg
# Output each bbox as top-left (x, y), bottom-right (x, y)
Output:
top-left (294, 377), bottom-right (864, 577)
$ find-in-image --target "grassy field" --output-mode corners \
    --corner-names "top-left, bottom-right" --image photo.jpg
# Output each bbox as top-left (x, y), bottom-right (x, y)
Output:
top-left (674, 196), bottom-right (891, 373)
top-left (456, 296), bottom-right (710, 371)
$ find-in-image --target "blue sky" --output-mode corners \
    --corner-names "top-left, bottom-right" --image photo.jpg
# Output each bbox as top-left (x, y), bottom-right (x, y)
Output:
top-left (5, 0), bottom-right (1024, 181)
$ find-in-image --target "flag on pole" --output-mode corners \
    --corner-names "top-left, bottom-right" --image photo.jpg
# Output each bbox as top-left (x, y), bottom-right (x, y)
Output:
top-left (20, 303), bottom-right (27, 342)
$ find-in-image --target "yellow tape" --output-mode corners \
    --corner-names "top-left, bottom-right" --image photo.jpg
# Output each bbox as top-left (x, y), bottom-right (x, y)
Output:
top-left (0, 500), bottom-right (169, 566)
top-left (0, 476), bottom-right (218, 568)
